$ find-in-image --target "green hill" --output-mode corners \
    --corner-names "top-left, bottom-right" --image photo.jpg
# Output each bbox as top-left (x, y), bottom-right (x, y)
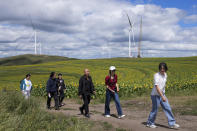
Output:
top-left (0, 54), bottom-right (77, 66)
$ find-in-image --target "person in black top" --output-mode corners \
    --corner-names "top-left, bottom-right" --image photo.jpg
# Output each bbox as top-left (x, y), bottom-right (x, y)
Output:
top-left (57, 73), bottom-right (66, 107)
top-left (46, 72), bottom-right (59, 110)
top-left (78, 68), bottom-right (95, 118)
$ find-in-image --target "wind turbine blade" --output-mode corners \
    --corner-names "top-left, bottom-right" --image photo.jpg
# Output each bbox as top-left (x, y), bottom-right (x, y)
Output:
top-left (126, 13), bottom-right (132, 28)
top-left (28, 15), bottom-right (35, 30)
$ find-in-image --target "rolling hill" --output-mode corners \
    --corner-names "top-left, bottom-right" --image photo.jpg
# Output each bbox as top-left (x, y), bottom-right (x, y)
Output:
top-left (0, 54), bottom-right (77, 66)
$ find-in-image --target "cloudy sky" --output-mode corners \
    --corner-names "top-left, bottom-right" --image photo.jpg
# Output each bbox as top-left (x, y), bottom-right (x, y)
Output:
top-left (0, 0), bottom-right (197, 59)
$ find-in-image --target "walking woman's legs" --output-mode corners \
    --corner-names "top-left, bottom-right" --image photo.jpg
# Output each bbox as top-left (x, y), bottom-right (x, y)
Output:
top-left (105, 89), bottom-right (112, 115)
top-left (147, 95), bottom-right (160, 125)
top-left (53, 92), bottom-right (59, 110)
top-left (114, 92), bottom-right (123, 116)
top-left (160, 96), bottom-right (176, 126)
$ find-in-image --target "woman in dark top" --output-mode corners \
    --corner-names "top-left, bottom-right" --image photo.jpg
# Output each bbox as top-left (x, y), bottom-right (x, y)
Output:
top-left (104, 66), bottom-right (125, 119)
top-left (46, 72), bottom-right (59, 110)
top-left (57, 73), bottom-right (66, 107)
top-left (78, 68), bottom-right (95, 118)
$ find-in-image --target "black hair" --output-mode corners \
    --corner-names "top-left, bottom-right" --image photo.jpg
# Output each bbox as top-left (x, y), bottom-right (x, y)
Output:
top-left (159, 62), bottom-right (168, 72)
top-left (50, 72), bottom-right (56, 78)
top-left (26, 73), bottom-right (31, 78)
top-left (109, 70), bottom-right (115, 77)
top-left (58, 73), bottom-right (62, 76)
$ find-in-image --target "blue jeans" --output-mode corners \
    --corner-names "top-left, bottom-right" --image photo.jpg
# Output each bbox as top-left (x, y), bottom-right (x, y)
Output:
top-left (147, 95), bottom-right (176, 126)
top-left (105, 89), bottom-right (123, 116)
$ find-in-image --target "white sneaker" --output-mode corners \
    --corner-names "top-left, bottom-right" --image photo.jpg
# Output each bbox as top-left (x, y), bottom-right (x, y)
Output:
top-left (146, 124), bottom-right (157, 128)
top-left (169, 123), bottom-right (180, 129)
top-left (118, 114), bottom-right (126, 119)
top-left (105, 115), bottom-right (111, 118)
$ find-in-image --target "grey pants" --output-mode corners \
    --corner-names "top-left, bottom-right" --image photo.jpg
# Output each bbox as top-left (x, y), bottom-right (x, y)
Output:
top-left (22, 90), bottom-right (31, 99)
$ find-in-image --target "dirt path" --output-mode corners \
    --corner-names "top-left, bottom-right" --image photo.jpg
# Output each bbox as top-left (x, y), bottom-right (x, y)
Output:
top-left (48, 99), bottom-right (197, 131)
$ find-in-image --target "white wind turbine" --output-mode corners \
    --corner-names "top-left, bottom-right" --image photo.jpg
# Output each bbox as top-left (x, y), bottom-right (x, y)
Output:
top-left (126, 13), bottom-right (136, 57)
top-left (29, 16), bottom-right (37, 55)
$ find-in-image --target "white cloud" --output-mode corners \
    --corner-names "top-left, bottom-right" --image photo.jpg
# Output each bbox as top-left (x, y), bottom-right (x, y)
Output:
top-left (0, 0), bottom-right (196, 58)
top-left (184, 14), bottom-right (197, 23)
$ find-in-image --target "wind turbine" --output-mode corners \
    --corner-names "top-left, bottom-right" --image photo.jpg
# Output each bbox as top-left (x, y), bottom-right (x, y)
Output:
top-left (126, 13), bottom-right (136, 58)
top-left (29, 16), bottom-right (37, 55)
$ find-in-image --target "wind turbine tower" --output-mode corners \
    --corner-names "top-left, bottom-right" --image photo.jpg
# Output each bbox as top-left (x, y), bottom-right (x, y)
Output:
top-left (34, 30), bottom-right (37, 54)
top-left (137, 16), bottom-right (142, 58)
top-left (126, 13), bottom-right (136, 58)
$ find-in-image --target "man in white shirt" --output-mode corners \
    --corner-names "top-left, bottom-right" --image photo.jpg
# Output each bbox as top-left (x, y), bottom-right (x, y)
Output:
top-left (146, 63), bottom-right (180, 129)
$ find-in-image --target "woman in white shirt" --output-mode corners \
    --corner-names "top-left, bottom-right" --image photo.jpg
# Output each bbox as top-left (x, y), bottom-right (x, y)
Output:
top-left (146, 63), bottom-right (180, 129)
top-left (20, 74), bottom-right (32, 99)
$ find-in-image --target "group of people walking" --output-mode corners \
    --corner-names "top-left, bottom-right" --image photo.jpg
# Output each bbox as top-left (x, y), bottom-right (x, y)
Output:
top-left (19, 62), bottom-right (180, 129)
top-left (46, 72), bottom-right (66, 110)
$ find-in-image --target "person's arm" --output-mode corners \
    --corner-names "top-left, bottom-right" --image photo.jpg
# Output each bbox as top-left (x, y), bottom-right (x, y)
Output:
top-left (115, 75), bottom-right (119, 92)
top-left (46, 79), bottom-right (51, 96)
top-left (106, 85), bottom-right (115, 93)
top-left (30, 81), bottom-right (33, 92)
top-left (57, 80), bottom-right (61, 91)
top-left (78, 77), bottom-right (83, 98)
top-left (116, 83), bottom-right (119, 92)
top-left (154, 74), bottom-right (166, 102)
top-left (63, 80), bottom-right (66, 89)
top-left (156, 85), bottom-right (166, 102)
top-left (20, 80), bottom-right (24, 91)
top-left (90, 77), bottom-right (95, 94)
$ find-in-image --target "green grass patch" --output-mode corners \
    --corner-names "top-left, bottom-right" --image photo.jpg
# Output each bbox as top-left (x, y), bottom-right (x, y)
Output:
top-left (0, 91), bottom-right (91, 131)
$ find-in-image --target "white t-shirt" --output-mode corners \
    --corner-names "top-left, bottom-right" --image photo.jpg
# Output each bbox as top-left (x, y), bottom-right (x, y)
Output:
top-left (25, 79), bottom-right (32, 91)
top-left (151, 72), bottom-right (167, 96)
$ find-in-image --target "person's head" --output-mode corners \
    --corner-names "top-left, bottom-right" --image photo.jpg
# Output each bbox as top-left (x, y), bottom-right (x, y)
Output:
top-left (109, 66), bottom-right (116, 77)
top-left (58, 73), bottom-right (62, 79)
top-left (84, 68), bottom-right (90, 77)
top-left (50, 72), bottom-right (56, 79)
top-left (159, 62), bottom-right (168, 74)
top-left (26, 73), bottom-right (31, 80)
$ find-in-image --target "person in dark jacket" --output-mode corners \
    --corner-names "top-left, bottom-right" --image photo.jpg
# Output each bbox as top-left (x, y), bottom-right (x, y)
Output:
top-left (46, 72), bottom-right (59, 110)
top-left (57, 73), bottom-right (66, 107)
top-left (78, 68), bottom-right (95, 118)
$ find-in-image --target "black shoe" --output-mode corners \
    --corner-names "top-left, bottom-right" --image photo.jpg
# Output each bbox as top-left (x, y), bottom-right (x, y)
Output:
top-left (79, 107), bottom-right (84, 114)
top-left (47, 106), bottom-right (51, 110)
top-left (55, 108), bottom-right (60, 110)
top-left (85, 114), bottom-right (90, 118)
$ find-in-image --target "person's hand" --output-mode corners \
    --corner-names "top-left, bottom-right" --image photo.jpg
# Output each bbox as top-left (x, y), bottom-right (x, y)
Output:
top-left (79, 95), bottom-right (82, 99)
top-left (162, 96), bottom-right (166, 102)
top-left (93, 91), bottom-right (96, 94)
top-left (117, 88), bottom-right (119, 92)
top-left (48, 93), bottom-right (51, 98)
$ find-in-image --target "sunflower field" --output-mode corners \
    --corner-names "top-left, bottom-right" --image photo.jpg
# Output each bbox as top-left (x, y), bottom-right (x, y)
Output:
top-left (0, 57), bottom-right (197, 100)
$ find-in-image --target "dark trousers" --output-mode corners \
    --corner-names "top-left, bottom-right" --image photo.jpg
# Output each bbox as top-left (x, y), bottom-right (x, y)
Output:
top-left (47, 91), bottom-right (59, 109)
top-left (81, 94), bottom-right (91, 115)
top-left (58, 90), bottom-right (65, 105)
